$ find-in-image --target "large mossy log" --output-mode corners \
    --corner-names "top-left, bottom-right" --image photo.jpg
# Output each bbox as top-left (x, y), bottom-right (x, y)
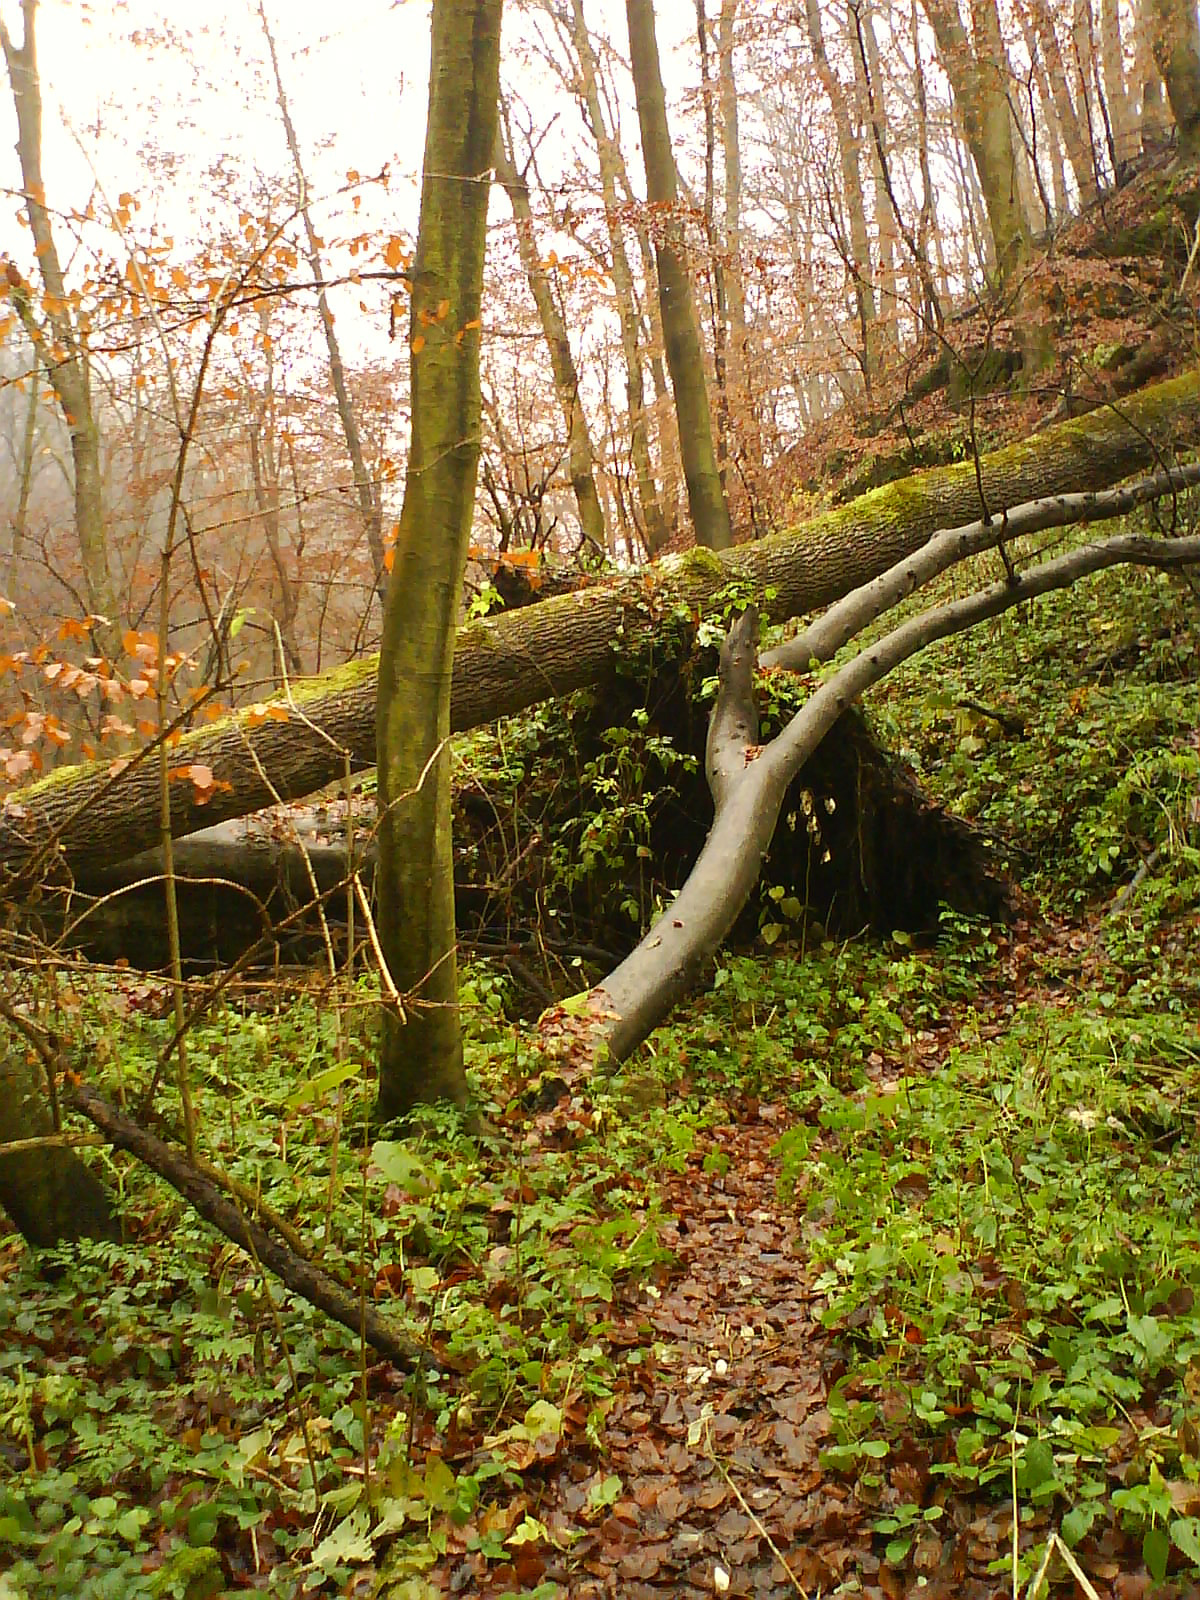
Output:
top-left (2, 368), bottom-right (1199, 886)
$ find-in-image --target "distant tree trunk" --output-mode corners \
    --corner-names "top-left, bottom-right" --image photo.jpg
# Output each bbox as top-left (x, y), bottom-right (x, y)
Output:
top-left (717, 0), bottom-right (750, 427)
top-left (493, 107), bottom-right (607, 553)
top-left (923, 0), bottom-right (1031, 284)
top-left (852, 0), bottom-right (900, 353)
top-left (1027, 0), bottom-right (1101, 202)
top-left (6, 352), bottom-right (38, 597)
top-left (695, 0), bottom-right (731, 479)
top-left (1147, 0), bottom-right (1200, 154)
top-left (803, 0), bottom-right (879, 383)
top-left (258, 3), bottom-right (387, 603)
top-left (1, 0), bottom-right (119, 656)
top-left (248, 307), bottom-right (305, 677)
top-left (375, 0), bottom-right (503, 1116)
top-left (910, 0), bottom-right (948, 319)
top-left (626, 0), bottom-right (733, 551)
top-left (563, 0), bottom-right (670, 555)
top-left (1098, 0), bottom-right (1133, 166)
top-left (1019, 8), bottom-right (1071, 217)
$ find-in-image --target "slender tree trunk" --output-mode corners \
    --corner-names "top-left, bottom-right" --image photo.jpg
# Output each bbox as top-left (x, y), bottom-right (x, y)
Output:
top-left (717, 0), bottom-right (750, 426)
top-left (804, 0), bottom-right (879, 383)
top-left (259, 4), bottom-right (387, 604)
top-left (626, 0), bottom-right (733, 551)
top-left (6, 354), bottom-right (38, 596)
top-left (1147, 0), bottom-right (1200, 153)
top-left (910, 0), bottom-right (948, 321)
top-left (695, 0), bottom-right (731, 480)
top-left (375, 0), bottom-right (503, 1115)
top-left (1, 0), bottom-right (118, 656)
top-left (923, 0), bottom-right (1031, 284)
top-left (1019, 9), bottom-right (1071, 217)
top-left (1026, 0), bottom-right (1100, 202)
top-left (562, 0), bottom-right (670, 555)
top-left (1098, 0), bottom-right (1133, 167)
top-left (493, 108), bottom-right (607, 552)
top-left (854, 0), bottom-right (900, 353)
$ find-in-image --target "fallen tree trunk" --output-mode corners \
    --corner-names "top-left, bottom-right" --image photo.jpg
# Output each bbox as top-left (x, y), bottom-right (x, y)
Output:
top-left (2, 367), bottom-right (1199, 887)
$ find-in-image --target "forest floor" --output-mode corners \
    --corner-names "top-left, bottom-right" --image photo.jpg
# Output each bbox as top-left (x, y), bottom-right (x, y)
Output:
top-left (2, 542), bottom-right (1198, 1600)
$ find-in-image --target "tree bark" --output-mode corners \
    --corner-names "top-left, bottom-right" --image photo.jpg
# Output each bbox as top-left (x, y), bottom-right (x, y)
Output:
top-left (3, 366), bottom-right (1199, 887)
top-left (493, 108), bottom-right (607, 553)
top-left (0, 1041), bottom-right (120, 1249)
top-left (804, 0), bottom-right (879, 383)
top-left (1026, 0), bottom-right (1100, 203)
top-left (1147, 0), bottom-right (1200, 154)
top-left (923, 0), bottom-right (1032, 284)
top-left (626, 0), bottom-right (733, 551)
top-left (559, 0), bottom-right (671, 556)
top-left (0, 0), bottom-right (119, 656)
top-left (374, 0), bottom-right (503, 1116)
top-left (1135, 0), bottom-right (1173, 149)
top-left (1098, 0), bottom-right (1133, 166)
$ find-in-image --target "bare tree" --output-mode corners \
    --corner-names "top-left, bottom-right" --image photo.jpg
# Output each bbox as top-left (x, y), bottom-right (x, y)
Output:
top-left (258, 2), bottom-right (388, 603)
top-left (1, 0), bottom-right (119, 654)
top-left (626, 0), bottom-right (733, 551)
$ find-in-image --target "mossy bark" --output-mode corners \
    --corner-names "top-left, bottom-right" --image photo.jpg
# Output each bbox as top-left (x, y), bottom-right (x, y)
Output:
top-left (1148, 0), bottom-right (1200, 155)
top-left (374, 0), bottom-right (502, 1116)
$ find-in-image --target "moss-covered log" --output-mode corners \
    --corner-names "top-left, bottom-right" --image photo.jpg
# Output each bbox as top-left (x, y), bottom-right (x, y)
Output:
top-left (0, 1043), bottom-right (120, 1249)
top-left (2, 367), bottom-right (1199, 887)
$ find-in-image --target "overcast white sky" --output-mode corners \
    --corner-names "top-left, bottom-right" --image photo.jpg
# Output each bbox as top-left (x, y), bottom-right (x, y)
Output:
top-left (1, 0), bottom-right (701, 241)
top-left (1, 0), bottom-right (707, 373)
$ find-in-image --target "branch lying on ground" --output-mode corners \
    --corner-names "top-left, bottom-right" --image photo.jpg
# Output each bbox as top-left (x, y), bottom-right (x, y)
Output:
top-left (67, 1079), bottom-right (440, 1373)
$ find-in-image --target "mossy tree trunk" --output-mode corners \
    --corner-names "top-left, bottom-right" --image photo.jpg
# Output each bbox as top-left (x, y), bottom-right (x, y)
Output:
top-left (0, 1043), bottom-right (120, 1250)
top-left (626, 0), bottom-right (733, 552)
top-left (375, 0), bottom-right (503, 1116)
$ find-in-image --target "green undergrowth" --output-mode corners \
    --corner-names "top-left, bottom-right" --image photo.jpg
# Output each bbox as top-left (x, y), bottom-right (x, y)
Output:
top-left (863, 528), bottom-right (1200, 905)
top-left (773, 954), bottom-right (1200, 1585)
top-left (0, 983), bottom-right (673, 1598)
